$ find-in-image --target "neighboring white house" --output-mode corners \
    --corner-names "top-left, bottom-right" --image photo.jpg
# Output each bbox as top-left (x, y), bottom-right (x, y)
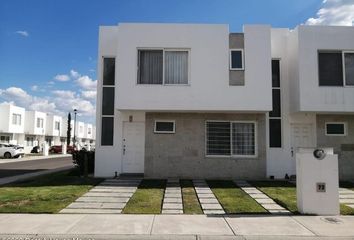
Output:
top-left (46, 114), bottom-right (62, 146)
top-left (0, 104), bottom-right (96, 153)
top-left (0, 103), bottom-right (25, 145)
top-left (95, 23), bottom-right (354, 180)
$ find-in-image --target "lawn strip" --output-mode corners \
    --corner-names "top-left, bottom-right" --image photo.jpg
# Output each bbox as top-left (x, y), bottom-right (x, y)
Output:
top-left (207, 180), bottom-right (267, 214)
top-left (180, 180), bottom-right (203, 214)
top-left (122, 179), bottom-right (166, 214)
top-left (0, 170), bottom-right (102, 213)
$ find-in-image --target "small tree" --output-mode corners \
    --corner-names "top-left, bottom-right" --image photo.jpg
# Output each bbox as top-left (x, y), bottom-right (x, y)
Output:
top-left (67, 112), bottom-right (71, 146)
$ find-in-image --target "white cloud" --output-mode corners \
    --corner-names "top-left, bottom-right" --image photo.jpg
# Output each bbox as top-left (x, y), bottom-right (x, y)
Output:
top-left (81, 90), bottom-right (97, 100)
top-left (52, 90), bottom-right (76, 99)
top-left (89, 69), bottom-right (96, 72)
top-left (76, 76), bottom-right (97, 90)
top-left (0, 86), bottom-right (96, 121)
top-left (15, 31), bottom-right (29, 37)
top-left (306, 0), bottom-right (354, 26)
top-left (70, 69), bottom-right (80, 79)
top-left (31, 85), bottom-right (38, 91)
top-left (54, 74), bottom-right (70, 82)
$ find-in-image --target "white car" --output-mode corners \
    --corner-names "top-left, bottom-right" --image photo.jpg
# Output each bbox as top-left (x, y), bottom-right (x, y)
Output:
top-left (0, 143), bottom-right (25, 159)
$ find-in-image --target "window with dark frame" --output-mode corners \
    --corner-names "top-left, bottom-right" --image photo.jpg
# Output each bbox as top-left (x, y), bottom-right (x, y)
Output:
top-left (318, 52), bottom-right (343, 86)
top-left (344, 52), bottom-right (354, 86)
top-left (269, 59), bottom-right (282, 148)
top-left (101, 57), bottom-right (115, 146)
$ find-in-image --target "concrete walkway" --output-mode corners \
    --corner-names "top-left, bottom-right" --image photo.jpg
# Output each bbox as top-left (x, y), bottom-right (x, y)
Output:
top-left (193, 179), bottom-right (225, 214)
top-left (162, 179), bottom-right (183, 214)
top-left (234, 180), bottom-right (291, 215)
top-left (339, 188), bottom-right (354, 209)
top-left (0, 214), bottom-right (354, 238)
top-left (60, 179), bottom-right (141, 214)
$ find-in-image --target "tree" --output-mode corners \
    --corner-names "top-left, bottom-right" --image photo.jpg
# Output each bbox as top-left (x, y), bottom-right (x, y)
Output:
top-left (67, 112), bottom-right (71, 146)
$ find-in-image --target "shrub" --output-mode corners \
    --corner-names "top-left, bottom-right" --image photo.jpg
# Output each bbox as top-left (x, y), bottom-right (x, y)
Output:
top-left (72, 149), bottom-right (95, 176)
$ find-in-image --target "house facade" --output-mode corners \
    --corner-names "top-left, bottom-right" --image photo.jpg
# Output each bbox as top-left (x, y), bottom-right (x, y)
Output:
top-left (95, 23), bottom-right (354, 180)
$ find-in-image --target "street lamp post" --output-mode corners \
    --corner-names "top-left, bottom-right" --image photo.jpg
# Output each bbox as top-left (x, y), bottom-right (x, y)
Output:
top-left (73, 109), bottom-right (77, 147)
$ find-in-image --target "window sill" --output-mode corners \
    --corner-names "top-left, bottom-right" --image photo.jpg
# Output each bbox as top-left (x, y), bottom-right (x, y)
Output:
top-left (205, 155), bottom-right (258, 159)
top-left (230, 68), bottom-right (244, 71)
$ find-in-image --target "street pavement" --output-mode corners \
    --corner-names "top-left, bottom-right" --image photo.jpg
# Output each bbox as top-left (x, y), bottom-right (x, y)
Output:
top-left (0, 214), bottom-right (353, 239)
top-left (0, 155), bottom-right (73, 178)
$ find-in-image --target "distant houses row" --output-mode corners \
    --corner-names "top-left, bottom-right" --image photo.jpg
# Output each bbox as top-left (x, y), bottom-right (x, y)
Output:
top-left (0, 103), bottom-right (96, 153)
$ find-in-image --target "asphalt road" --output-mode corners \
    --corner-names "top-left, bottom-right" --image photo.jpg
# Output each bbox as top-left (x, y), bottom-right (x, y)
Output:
top-left (0, 156), bottom-right (74, 178)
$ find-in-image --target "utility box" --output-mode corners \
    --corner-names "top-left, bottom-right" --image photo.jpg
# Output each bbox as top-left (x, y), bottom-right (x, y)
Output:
top-left (296, 148), bottom-right (339, 215)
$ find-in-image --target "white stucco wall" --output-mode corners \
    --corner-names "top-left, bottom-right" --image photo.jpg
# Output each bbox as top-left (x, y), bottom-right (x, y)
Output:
top-left (46, 115), bottom-right (62, 137)
top-left (115, 23), bottom-right (272, 112)
top-left (296, 25), bottom-right (354, 112)
top-left (24, 111), bottom-right (46, 136)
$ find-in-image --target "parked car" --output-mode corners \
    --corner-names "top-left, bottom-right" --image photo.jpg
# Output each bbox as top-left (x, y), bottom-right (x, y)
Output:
top-left (0, 143), bottom-right (25, 158)
top-left (49, 145), bottom-right (76, 154)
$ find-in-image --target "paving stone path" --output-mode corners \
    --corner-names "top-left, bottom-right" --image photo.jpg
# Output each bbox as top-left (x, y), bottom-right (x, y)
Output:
top-left (339, 187), bottom-right (354, 209)
top-left (60, 178), bottom-right (141, 214)
top-left (193, 179), bottom-right (225, 214)
top-left (234, 180), bottom-right (291, 215)
top-left (162, 179), bottom-right (183, 214)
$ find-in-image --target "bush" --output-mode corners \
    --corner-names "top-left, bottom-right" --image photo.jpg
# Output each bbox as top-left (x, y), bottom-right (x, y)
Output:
top-left (72, 149), bottom-right (95, 176)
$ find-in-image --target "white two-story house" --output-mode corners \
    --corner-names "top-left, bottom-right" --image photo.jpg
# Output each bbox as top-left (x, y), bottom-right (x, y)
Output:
top-left (24, 110), bottom-right (46, 151)
top-left (95, 23), bottom-right (354, 180)
top-left (45, 114), bottom-right (62, 146)
top-left (0, 103), bottom-right (25, 144)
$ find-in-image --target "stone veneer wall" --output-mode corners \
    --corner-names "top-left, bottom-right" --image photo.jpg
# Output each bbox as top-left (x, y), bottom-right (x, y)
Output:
top-left (144, 112), bottom-right (266, 179)
top-left (317, 114), bottom-right (354, 180)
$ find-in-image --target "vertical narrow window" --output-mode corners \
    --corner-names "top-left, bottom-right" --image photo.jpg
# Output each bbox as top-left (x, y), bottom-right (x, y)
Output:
top-left (230, 49), bottom-right (244, 70)
top-left (344, 52), bottom-right (354, 86)
top-left (269, 60), bottom-right (282, 148)
top-left (101, 57), bottom-right (115, 146)
top-left (103, 58), bottom-right (115, 85)
top-left (165, 51), bottom-right (189, 84)
top-left (138, 50), bottom-right (163, 84)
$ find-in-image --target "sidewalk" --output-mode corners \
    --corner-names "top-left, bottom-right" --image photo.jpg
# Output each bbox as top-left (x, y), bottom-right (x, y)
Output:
top-left (0, 214), bottom-right (354, 238)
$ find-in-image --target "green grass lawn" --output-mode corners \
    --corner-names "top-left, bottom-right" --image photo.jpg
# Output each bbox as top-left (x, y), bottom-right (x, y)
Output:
top-left (180, 180), bottom-right (203, 214)
top-left (0, 170), bottom-right (102, 213)
top-left (207, 180), bottom-right (268, 214)
top-left (251, 181), bottom-right (354, 215)
top-left (122, 179), bottom-right (166, 214)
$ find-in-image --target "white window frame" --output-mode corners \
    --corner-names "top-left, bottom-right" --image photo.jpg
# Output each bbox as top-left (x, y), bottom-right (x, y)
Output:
top-left (55, 121), bottom-right (60, 130)
top-left (12, 113), bottom-right (21, 125)
top-left (154, 120), bottom-right (176, 134)
top-left (325, 122), bottom-right (347, 136)
top-left (137, 48), bottom-right (191, 86)
top-left (205, 120), bottom-right (257, 158)
top-left (343, 51), bottom-right (354, 87)
top-left (229, 49), bottom-right (244, 71)
top-left (37, 118), bottom-right (44, 128)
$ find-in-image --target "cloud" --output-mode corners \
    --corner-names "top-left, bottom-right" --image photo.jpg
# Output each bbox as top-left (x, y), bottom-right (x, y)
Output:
top-left (75, 76), bottom-right (97, 90)
top-left (81, 90), bottom-right (97, 100)
top-left (54, 74), bottom-right (70, 82)
top-left (0, 86), bottom-right (96, 121)
top-left (15, 31), bottom-right (29, 37)
top-left (52, 90), bottom-right (76, 99)
top-left (70, 69), bottom-right (80, 79)
top-left (31, 85), bottom-right (38, 91)
top-left (306, 0), bottom-right (354, 26)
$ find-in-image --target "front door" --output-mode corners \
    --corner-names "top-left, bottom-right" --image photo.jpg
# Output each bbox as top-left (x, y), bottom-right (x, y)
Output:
top-left (290, 123), bottom-right (315, 170)
top-left (122, 122), bottom-right (145, 173)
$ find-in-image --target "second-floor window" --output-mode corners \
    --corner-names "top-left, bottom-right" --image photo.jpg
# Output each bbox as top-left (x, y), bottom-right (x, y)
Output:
top-left (12, 114), bottom-right (21, 125)
top-left (230, 49), bottom-right (244, 70)
top-left (55, 121), bottom-right (60, 131)
top-left (88, 128), bottom-right (92, 134)
top-left (138, 49), bottom-right (189, 85)
top-left (318, 51), bottom-right (354, 86)
top-left (80, 126), bottom-right (83, 133)
top-left (37, 118), bottom-right (44, 128)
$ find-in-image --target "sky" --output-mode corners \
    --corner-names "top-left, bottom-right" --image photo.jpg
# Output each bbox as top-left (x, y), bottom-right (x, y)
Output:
top-left (0, 0), bottom-right (353, 124)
